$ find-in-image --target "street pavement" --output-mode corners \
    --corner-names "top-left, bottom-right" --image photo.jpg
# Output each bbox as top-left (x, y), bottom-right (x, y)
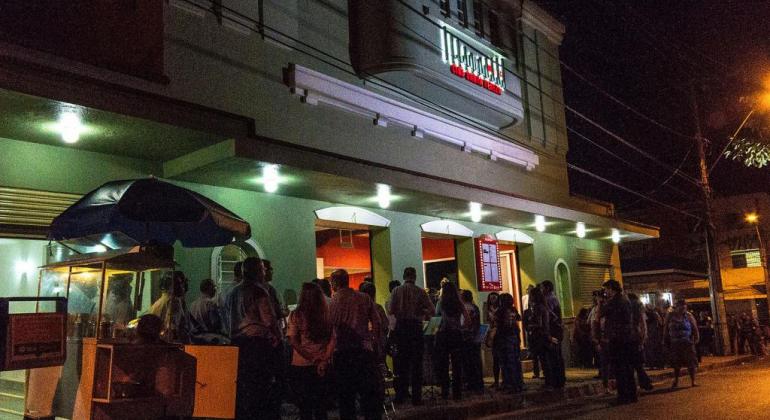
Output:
top-left (480, 357), bottom-right (769, 420)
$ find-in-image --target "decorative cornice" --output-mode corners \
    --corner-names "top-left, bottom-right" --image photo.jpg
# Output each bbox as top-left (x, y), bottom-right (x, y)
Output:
top-left (520, 1), bottom-right (566, 46)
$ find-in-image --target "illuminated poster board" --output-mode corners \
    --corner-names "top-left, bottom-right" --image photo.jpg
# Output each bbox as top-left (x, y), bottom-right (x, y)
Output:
top-left (0, 298), bottom-right (67, 371)
top-left (475, 236), bottom-right (502, 292)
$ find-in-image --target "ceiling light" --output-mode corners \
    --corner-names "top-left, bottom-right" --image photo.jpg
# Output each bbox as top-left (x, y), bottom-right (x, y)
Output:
top-left (263, 164), bottom-right (280, 193)
top-left (611, 229), bottom-right (621, 244)
top-left (535, 215), bottom-right (546, 232)
top-left (470, 202), bottom-right (482, 223)
top-left (58, 111), bottom-right (83, 144)
top-left (93, 245), bottom-right (107, 253)
top-left (376, 184), bottom-right (391, 209)
top-left (576, 222), bottom-right (586, 239)
top-left (15, 260), bottom-right (35, 276)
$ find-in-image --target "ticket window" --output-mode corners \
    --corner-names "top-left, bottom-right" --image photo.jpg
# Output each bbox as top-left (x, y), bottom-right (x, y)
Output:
top-left (421, 237), bottom-right (458, 292)
top-left (315, 228), bottom-right (372, 290)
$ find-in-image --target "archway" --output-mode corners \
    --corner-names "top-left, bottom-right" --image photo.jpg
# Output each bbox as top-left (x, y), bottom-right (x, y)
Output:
top-left (554, 259), bottom-right (574, 317)
top-left (210, 238), bottom-right (264, 296)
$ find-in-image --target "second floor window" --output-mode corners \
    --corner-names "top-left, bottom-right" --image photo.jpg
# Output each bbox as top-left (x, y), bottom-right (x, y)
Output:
top-left (457, 0), bottom-right (468, 27)
top-left (440, 0), bottom-right (450, 17)
top-left (731, 249), bottom-right (762, 268)
top-left (473, 0), bottom-right (484, 35)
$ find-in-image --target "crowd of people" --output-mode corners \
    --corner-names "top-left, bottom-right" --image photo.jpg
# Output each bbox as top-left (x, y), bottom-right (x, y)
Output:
top-left (142, 258), bottom-right (770, 417)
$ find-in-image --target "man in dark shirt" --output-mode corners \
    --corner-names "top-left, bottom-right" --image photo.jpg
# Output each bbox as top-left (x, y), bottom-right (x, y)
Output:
top-left (329, 269), bottom-right (383, 420)
top-left (601, 279), bottom-right (637, 404)
top-left (460, 289), bottom-right (484, 393)
top-left (387, 267), bottom-right (435, 405)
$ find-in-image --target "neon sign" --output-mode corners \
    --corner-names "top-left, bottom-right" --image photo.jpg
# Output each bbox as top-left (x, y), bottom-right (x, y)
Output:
top-left (441, 26), bottom-right (505, 95)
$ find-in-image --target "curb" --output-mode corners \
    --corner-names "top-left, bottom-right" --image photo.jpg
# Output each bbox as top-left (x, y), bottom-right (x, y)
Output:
top-left (393, 356), bottom-right (757, 420)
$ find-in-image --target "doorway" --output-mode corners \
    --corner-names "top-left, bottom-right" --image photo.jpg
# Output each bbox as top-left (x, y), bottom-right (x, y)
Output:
top-left (498, 244), bottom-right (522, 313)
top-left (421, 237), bottom-right (458, 292)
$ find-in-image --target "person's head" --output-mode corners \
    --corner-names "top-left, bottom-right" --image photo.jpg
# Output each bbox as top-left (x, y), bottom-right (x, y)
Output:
top-left (578, 307), bottom-right (589, 320)
top-left (592, 289), bottom-right (604, 305)
top-left (526, 284), bottom-right (535, 293)
top-left (317, 278), bottom-right (332, 298)
top-left (602, 279), bottom-right (622, 298)
top-left (242, 257), bottom-right (266, 284)
top-left (628, 293), bottom-right (639, 303)
top-left (263, 260), bottom-right (274, 283)
top-left (529, 286), bottom-right (545, 305)
top-left (439, 281), bottom-right (463, 316)
top-left (486, 292), bottom-right (499, 307)
top-left (161, 271), bottom-right (188, 296)
top-left (135, 314), bottom-right (163, 344)
top-left (330, 269), bottom-right (350, 292)
top-left (359, 281), bottom-right (376, 301)
top-left (363, 275), bottom-right (373, 284)
top-left (498, 293), bottom-right (514, 311)
top-left (403, 267), bottom-right (417, 283)
top-left (199, 278), bottom-right (216, 298)
top-left (296, 282), bottom-right (332, 342)
top-left (233, 261), bottom-right (244, 283)
top-left (674, 298), bottom-right (687, 314)
top-left (541, 280), bottom-right (555, 294)
top-left (461, 289), bottom-right (474, 304)
top-left (389, 280), bottom-right (401, 293)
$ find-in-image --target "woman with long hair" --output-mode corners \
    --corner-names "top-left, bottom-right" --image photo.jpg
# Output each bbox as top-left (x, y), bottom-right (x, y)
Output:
top-left (493, 293), bottom-right (524, 393)
top-left (525, 286), bottom-right (557, 388)
top-left (287, 282), bottom-right (336, 420)
top-left (434, 281), bottom-right (468, 400)
top-left (483, 292), bottom-right (501, 388)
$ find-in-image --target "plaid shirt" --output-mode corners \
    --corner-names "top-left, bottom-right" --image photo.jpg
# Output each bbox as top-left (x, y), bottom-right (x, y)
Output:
top-left (329, 288), bottom-right (381, 352)
top-left (387, 282), bottom-right (435, 323)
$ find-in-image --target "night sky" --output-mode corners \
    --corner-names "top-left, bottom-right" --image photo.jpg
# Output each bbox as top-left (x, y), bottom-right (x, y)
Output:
top-left (534, 0), bottom-right (770, 218)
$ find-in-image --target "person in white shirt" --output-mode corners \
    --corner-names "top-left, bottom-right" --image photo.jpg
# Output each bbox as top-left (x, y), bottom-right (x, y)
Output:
top-left (190, 278), bottom-right (223, 335)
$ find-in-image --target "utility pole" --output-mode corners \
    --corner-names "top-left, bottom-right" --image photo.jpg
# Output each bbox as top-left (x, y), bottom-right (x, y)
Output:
top-left (691, 82), bottom-right (730, 355)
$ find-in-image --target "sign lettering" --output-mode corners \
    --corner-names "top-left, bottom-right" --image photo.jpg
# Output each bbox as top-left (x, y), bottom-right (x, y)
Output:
top-left (441, 26), bottom-right (505, 95)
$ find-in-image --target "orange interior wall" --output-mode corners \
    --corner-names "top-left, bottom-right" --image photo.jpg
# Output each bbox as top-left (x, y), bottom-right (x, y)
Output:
top-left (421, 237), bottom-right (456, 261)
top-left (499, 243), bottom-right (516, 252)
top-left (316, 234), bottom-right (372, 269)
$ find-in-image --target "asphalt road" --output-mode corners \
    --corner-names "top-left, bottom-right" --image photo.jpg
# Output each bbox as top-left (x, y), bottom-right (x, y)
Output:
top-left (482, 358), bottom-right (770, 420)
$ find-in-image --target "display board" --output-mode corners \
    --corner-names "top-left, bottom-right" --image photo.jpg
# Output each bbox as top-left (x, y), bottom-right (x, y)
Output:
top-left (0, 297), bottom-right (67, 371)
top-left (475, 236), bottom-right (502, 292)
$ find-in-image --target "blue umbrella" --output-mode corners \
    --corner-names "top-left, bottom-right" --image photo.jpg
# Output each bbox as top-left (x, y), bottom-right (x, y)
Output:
top-left (49, 178), bottom-right (251, 247)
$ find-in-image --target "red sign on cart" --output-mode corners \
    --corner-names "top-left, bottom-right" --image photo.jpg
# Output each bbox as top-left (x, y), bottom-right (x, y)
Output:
top-left (4, 313), bottom-right (66, 370)
top-left (475, 236), bottom-right (502, 292)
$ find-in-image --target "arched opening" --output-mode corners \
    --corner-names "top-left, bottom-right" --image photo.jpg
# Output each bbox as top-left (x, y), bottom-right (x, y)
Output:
top-left (210, 239), bottom-right (263, 297)
top-left (554, 259), bottom-right (574, 317)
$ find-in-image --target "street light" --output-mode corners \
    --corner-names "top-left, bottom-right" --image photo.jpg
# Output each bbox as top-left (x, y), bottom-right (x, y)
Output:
top-left (745, 212), bottom-right (770, 323)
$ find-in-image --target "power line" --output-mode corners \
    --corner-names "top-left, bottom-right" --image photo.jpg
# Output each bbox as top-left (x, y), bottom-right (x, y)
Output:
top-left (567, 163), bottom-right (702, 220)
top-left (617, 145), bottom-right (696, 211)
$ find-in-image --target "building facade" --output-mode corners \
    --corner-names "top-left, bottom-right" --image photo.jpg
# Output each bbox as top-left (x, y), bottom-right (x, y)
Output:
top-left (0, 2), bottom-right (656, 413)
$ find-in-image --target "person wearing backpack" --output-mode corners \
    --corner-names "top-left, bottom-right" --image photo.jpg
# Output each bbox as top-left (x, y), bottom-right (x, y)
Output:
top-left (541, 281), bottom-right (566, 388)
top-left (664, 299), bottom-right (700, 388)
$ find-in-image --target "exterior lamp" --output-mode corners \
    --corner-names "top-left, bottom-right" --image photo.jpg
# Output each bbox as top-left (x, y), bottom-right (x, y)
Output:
top-left (58, 111), bottom-right (83, 144)
top-left (14, 260), bottom-right (34, 277)
top-left (746, 212), bottom-right (759, 224)
top-left (535, 215), bottom-right (546, 232)
top-left (611, 228), bottom-right (621, 244)
top-left (262, 164), bottom-right (280, 193)
top-left (576, 222), bottom-right (586, 239)
top-left (376, 184), bottom-right (391, 209)
top-left (469, 202), bottom-right (482, 223)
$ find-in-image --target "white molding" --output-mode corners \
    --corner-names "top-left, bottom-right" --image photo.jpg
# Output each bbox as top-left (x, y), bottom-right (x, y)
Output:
top-left (495, 229), bottom-right (534, 244)
top-left (286, 64), bottom-right (538, 171)
top-left (315, 206), bottom-right (391, 227)
top-left (421, 220), bottom-right (474, 237)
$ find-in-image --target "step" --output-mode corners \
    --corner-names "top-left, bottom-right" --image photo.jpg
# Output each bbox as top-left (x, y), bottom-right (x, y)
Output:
top-left (0, 379), bottom-right (24, 396)
top-left (0, 392), bottom-right (23, 417)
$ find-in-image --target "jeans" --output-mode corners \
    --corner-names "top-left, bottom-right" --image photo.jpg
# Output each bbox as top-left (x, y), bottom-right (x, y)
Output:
top-left (630, 342), bottom-right (651, 389)
top-left (494, 336), bottom-right (523, 392)
top-left (290, 365), bottom-right (329, 420)
top-left (393, 320), bottom-right (424, 403)
top-left (609, 339), bottom-right (638, 403)
top-left (462, 341), bottom-right (484, 392)
top-left (434, 329), bottom-right (464, 399)
top-left (334, 349), bottom-right (383, 420)
top-left (233, 336), bottom-right (281, 420)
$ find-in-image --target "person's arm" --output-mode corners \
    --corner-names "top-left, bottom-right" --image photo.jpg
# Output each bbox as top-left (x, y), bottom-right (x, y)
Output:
top-left (257, 294), bottom-right (280, 346)
top-left (287, 315), bottom-right (317, 364)
top-left (422, 291), bottom-right (436, 320)
top-left (662, 313), bottom-right (671, 343)
top-left (639, 310), bottom-right (648, 343)
top-left (688, 312), bottom-right (700, 344)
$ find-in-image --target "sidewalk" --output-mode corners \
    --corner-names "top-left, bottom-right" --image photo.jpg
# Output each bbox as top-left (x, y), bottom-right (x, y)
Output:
top-left (389, 355), bottom-right (757, 420)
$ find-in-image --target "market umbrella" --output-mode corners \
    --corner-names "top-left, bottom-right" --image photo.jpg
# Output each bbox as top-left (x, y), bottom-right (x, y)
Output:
top-left (49, 178), bottom-right (251, 247)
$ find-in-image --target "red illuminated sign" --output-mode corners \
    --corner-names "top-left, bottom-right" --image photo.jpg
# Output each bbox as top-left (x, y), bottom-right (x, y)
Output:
top-left (442, 26), bottom-right (505, 96)
top-left (475, 236), bottom-right (502, 292)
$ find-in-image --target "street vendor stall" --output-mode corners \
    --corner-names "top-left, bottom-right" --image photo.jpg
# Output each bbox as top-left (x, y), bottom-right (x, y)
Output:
top-left (20, 178), bottom-right (250, 420)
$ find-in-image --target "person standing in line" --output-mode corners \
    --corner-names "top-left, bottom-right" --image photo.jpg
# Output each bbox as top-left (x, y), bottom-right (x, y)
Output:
top-left (433, 282), bottom-right (467, 400)
top-left (388, 267), bottom-right (435, 406)
top-left (287, 282), bottom-right (336, 420)
top-left (664, 299), bottom-right (700, 388)
top-left (460, 289), bottom-right (484, 394)
top-left (644, 303), bottom-right (665, 370)
top-left (189, 278), bottom-right (223, 335)
top-left (493, 293), bottom-right (524, 393)
top-left (149, 271), bottom-right (193, 344)
top-left (360, 281), bottom-right (389, 364)
top-left (223, 257), bottom-right (282, 420)
top-left (571, 308), bottom-right (593, 368)
top-left (601, 280), bottom-right (637, 404)
top-left (525, 287), bottom-right (554, 388)
top-left (540, 281), bottom-right (566, 388)
top-left (220, 261), bottom-right (244, 335)
top-left (627, 293), bottom-right (653, 391)
top-left (329, 269), bottom-right (383, 420)
top-left (483, 292), bottom-right (502, 387)
top-left (727, 313), bottom-right (738, 355)
top-left (589, 290), bottom-right (611, 393)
